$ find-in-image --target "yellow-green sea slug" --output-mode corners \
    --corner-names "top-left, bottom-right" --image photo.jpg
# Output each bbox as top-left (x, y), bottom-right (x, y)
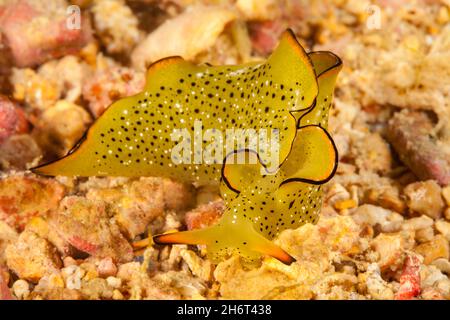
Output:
top-left (33, 30), bottom-right (342, 266)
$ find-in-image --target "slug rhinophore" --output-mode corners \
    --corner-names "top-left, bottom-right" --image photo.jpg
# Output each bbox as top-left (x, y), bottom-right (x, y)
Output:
top-left (32, 30), bottom-right (342, 266)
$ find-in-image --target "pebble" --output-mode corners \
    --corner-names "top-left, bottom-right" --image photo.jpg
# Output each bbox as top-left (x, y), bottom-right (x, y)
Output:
top-left (435, 220), bottom-right (450, 241)
top-left (66, 275), bottom-right (81, 290)
top-left (106, 276), bottom-right (122, 289)
top-left (63, 257), bottom-right (78, 268)
top-left (401, 215), bottom-right (434, 231)
top-left (404, 181), bottom-right (445, 219)
top-left (112, 289), bottom-right (124, 300)
top-left (445, 208), bottom-right (450, 221)
top-left (415, 235), bottom-right (449, 265)
top-left (431, 258), bottom-right (450, 275)
top-left (97, 257), bottom-right (118, 278)
top-left (12, 280), bottom-right (30, 299)
top-left (415, 227), bottom-right (434, 243)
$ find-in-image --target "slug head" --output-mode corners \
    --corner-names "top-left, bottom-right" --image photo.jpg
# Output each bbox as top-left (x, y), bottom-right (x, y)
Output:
top-left (157, 125), bottom-right (337, 267)
top-left (220, 51), bottom-right (342, 199)
top-left (221, 125), bottom-right (337, 235)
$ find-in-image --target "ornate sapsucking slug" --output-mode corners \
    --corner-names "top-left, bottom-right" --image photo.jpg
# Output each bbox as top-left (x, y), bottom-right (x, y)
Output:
top-left (32, 29), bottom-right (342, 266)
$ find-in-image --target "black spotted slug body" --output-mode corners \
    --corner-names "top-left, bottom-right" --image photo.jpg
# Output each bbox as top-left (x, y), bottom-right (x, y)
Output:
top-left (33, 30), bottom-right (342, 266)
